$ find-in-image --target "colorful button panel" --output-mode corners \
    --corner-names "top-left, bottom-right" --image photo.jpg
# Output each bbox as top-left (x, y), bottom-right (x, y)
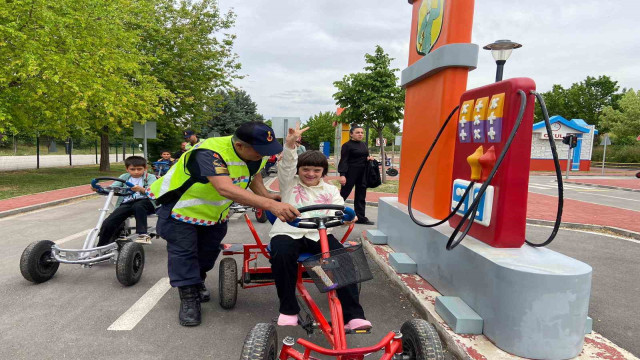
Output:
top-left (471, 96), bottom-right (489, 143)
top-left (457, 99), bottom-right (475, 143)
top-left (486, 93), bottom-right (505, 143)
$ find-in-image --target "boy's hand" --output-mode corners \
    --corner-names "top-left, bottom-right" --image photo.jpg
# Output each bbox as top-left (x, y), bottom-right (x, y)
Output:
top-left (285, 123), bottom-right (309, 149)
top-left (131, 185), bottom-right (145, 193)
top-left (90, 186), bottom-right (98, 192)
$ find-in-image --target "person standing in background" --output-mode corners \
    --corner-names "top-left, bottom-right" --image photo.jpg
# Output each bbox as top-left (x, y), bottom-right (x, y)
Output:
top-left (173, 142), bottom-right (188, 160)
top-left (338, 126), bottom-right (374, 225)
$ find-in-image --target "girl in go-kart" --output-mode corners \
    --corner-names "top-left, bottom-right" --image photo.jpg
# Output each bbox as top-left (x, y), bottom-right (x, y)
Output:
top-left (268, 124), bottom-right (372, 331)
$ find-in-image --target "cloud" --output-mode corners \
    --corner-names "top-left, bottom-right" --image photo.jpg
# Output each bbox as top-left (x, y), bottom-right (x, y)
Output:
top-left (218, 0), bottom-right (640, 122)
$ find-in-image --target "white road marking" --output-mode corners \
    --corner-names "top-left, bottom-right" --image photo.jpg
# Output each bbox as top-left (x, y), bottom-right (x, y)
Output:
top-left (54, 229), bottom-right (92, 245)
top-left (108, 277), bottom-right (172, 331)
top-left (528, 223), bottom-right (640, 244)
top-left (581, 192), bottom-right (640, 203)
top-left (528, 185), bottom-right (550, 190)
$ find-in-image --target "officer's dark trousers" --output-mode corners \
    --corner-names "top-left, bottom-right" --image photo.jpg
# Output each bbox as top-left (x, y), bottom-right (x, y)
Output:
top-left (269, 234), bottom-right (366, 323)
top-left (339, 165), bottom-right (367, 221)
top-left (157, 216), bottom-right (227, 287)
top-left (97, 199), bottom-right (155, 246)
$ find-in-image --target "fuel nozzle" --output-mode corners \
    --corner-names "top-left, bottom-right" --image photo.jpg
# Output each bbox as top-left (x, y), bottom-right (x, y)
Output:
top-left (467, 146), bottom-right (484, 181)
top-left (478, 146), bottom-right (497, 182)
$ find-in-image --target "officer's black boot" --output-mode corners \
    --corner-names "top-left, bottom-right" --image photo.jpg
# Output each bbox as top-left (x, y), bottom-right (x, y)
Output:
top-left (197, 282), bottom-right (211, 303)
top-left (178, 285), bottom-right (201, 326)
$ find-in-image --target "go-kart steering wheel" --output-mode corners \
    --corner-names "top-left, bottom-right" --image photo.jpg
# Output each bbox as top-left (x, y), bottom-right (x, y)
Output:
top-left (287, 204), bottom-right (356, 229)
top-left (91, 177), bottom-right (136, 196)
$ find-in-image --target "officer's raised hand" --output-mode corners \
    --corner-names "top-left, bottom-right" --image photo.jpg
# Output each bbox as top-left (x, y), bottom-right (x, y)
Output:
top-left (269, 201), bottom-right (300, 222)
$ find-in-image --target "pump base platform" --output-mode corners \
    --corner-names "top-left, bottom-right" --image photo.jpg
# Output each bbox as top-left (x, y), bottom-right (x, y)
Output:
top-left (376, 197), bottom-right (592, 359)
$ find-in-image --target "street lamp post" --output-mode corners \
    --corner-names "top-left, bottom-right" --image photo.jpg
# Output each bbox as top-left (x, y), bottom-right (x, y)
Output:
top-left (483, 39), bottom-right (522, 82)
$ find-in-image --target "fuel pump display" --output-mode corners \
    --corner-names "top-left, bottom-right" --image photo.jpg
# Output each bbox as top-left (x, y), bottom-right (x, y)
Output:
top-left (449, 78), bottom-right (536, 248)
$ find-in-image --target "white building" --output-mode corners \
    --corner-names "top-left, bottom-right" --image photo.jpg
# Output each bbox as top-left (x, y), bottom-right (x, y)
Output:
top-left (531, 116), bottom-right (598, 171)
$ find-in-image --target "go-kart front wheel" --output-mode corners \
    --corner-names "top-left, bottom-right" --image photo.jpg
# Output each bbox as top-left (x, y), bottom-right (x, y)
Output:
top-left (116, 242), bottom-right (145, 286)
top-left (218, 257), bottom-right (238, 309)
top-left (20, 240), bottom-right (60, 283)
top-left (400, 319), bottom-right (445, 360)
top-left (255, 209), bottom-right (268, 223)
top-left (240, 323), bottom-right (278, 360)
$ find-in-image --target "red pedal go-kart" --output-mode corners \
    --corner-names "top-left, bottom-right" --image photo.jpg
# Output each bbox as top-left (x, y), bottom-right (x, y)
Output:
top-left (221, 204), bottom-right (444, 360)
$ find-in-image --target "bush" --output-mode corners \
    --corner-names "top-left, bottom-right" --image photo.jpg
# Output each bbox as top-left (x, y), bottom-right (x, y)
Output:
top-left (592, 145), bottom-right (640, 163)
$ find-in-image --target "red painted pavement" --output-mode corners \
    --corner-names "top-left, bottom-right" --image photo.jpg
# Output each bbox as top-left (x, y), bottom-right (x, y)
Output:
top-left (0, 185), bottom-right (94, 213)
top-left (566, 178), bottom-right (640, 190)
top-left (526, 192), bottom-right (640, 233)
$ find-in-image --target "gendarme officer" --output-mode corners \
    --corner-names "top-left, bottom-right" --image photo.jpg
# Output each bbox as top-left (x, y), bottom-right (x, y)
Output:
top-left (148, 122), bottom-right (299, 326)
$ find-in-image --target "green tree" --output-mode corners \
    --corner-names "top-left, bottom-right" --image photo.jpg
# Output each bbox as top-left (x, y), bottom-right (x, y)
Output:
top-left (600, 89), bottom-right (640, 145)
top-left (333, 46), bottom-right (404, 182)
top-left (0, 0), bottom-right (169, 171)
top-left (139, 0), bottom-right (241, 156)
top-left (202, 89), bottom-right (264, 136)
top-left (535, 75), bottom-right (623, 133)
top-left (304, 111), bottom-right (337, 150)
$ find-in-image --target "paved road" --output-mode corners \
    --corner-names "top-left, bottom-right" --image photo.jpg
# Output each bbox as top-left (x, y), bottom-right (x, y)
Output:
top-left (527, 223), bottom-right (640, 357)
top-left (529, 175), bottom-right (640, 211)
top-left (0, 154), bottom-right (121, 171)
top-left (0, 198), bottom-right (450, 360)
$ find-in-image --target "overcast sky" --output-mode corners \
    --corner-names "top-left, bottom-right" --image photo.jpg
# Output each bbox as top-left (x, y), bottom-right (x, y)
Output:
top-left (217, 0), bottom-right (639, 122)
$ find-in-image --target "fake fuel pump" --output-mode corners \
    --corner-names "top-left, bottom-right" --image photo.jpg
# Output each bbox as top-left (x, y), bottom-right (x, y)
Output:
top-left (407, 78), bottom-right (564, 250)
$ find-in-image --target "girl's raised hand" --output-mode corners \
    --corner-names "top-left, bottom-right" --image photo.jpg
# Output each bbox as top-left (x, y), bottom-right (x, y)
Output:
top-left (285, 123), bottom-right (309, 149)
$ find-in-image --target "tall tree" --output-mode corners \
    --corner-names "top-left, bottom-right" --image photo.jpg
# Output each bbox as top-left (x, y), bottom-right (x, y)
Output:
top-left (203, 89), bottom-right (264, 136)
top-left (304, 111), bottom-right (337, 150)
top-left (535, 75), bottom-right (623, 133)
top-left (333, 46), bottom-right (404, 182)
top-left (600, 90), bottom-right (640, 145)
top-left (0, 0), bottom-right (169, 171)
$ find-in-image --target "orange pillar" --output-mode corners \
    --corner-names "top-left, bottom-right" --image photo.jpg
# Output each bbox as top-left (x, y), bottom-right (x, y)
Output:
top-left (397, 0), bottom-right (476, 219)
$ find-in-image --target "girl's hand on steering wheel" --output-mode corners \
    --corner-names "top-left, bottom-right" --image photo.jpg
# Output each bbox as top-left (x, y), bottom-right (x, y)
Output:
top-left (343, 216), bottom-right (358, 225)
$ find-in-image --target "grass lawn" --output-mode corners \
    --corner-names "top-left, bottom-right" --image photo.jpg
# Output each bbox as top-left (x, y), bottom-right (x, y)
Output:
top-left (0, 164), bottom-right (126, 200)
top-left (0, 145), bottom-right (98, 156)
top-left (331, 179), bottom-right (399, 194)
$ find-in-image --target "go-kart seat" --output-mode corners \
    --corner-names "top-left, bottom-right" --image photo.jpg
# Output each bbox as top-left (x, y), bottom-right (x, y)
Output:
top-left (264, 210), bottom-right (314, 262)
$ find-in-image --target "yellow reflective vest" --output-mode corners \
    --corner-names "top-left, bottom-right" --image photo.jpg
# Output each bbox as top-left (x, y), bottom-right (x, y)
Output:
top-left (148, 136), bottom-right (266, 225)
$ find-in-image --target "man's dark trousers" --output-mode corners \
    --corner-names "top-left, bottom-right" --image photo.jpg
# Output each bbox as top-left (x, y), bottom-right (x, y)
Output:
top-left (157, 216), bottom-right (228, 287)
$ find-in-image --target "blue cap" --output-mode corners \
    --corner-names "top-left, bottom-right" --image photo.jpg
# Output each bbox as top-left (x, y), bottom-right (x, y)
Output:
top-left (183, 130), bottom-right (196, 139)
top-left (235, 122), bottom-right (283, 156)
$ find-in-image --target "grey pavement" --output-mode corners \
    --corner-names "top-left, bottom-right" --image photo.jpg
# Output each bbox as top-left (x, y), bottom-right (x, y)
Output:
top-left (529, 175), bottom-right (640, 211)
top-left (0, 154), bottom-right (121, 171)
top-left (0, 198), bottom-right (454, 360)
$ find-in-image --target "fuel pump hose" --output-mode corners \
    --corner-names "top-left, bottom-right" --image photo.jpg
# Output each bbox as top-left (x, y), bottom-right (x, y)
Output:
top-left (407, 106), bottom-right (477, 228)
top-left (406, 89), bottom-right (564, 250)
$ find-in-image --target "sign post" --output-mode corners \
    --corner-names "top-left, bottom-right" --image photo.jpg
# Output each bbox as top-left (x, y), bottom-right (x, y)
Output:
top-left (133, 122), bottom-right (157, 160)
top-left (600, 134), bottom-right (611, 175)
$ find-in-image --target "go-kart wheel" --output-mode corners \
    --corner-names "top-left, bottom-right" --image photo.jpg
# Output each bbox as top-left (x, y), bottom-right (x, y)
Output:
top-left (116, 242), bottom-right (145, 286)
top-left (386, 168), bottom-right (399, 177)
top-left (400, 319), bottom-right (445, 360)
top-left (219, 257), bottom-right (238, 309)
top-left (240, 323), bottom-right (278, 360)
top-left (255, 209), bottom-right (268, 223)
top-left (636, 171), bottom-right (640, 179)
top-left (20, 240), bottom-right (59, 283)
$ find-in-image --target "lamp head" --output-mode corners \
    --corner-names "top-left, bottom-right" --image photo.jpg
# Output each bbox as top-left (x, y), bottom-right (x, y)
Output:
top-left (483, 39), bottom-right (522, 62)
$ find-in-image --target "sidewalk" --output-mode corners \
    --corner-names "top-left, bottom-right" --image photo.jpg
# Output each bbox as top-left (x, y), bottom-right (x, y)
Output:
top-left (0, 184), bottom-right (96, 218)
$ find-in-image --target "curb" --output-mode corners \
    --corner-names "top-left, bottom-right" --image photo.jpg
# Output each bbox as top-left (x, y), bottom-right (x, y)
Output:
top-left (526, 218), bottom-right (640, 240)
top-left (563, 181), bottom-right (640, 193)
top-left (0, 193), bottom-right (97, 219)
top-left (345, 199), bottom-right (381, 207)
top-left (361, 233), bottom-right (639, 360)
